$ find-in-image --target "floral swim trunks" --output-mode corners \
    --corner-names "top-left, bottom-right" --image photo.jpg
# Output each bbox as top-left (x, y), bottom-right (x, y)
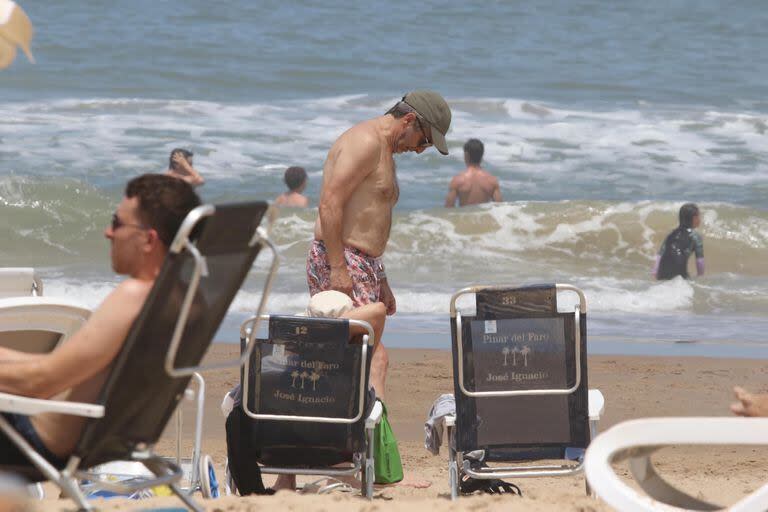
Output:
top-left (306, 240), bottom-right (382, 306)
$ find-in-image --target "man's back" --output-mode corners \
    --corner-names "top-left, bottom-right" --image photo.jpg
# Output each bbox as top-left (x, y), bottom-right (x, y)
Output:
top-left (446, 167), bottom-right (501, 207)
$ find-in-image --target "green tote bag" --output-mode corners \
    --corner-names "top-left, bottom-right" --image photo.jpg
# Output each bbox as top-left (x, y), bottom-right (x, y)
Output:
top-left (373, 402), bottom-right (404, 484)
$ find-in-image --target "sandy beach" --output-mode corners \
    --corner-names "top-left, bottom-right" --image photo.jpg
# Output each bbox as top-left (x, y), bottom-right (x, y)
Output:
top-left (30, 344), bottom-right (768, 511)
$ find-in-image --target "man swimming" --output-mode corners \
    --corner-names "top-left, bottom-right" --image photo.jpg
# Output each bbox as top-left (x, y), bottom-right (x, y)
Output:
top-left (444, 138), bottom-right (502, 207)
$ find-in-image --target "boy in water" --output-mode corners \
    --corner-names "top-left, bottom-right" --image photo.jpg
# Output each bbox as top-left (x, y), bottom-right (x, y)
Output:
top-left (274, 166), bottom-right (309, 207)
top-left (166, 148), bottom-right (205, 187)
top-left (653, 203), bottom-right (704, 280)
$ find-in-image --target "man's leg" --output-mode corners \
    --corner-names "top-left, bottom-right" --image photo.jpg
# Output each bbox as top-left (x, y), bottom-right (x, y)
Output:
top-left (370, 343), bottom-right (389, 401)
top-left (343, 302), bottom-right (388, 400)
top-left (272, 474), bottom-right (296, 491)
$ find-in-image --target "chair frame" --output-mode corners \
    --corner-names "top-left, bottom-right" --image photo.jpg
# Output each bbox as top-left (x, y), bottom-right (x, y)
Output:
top-left (445, 283), bottom-right (605, 500)
top-left (239, 314), bottom-right (383, 498)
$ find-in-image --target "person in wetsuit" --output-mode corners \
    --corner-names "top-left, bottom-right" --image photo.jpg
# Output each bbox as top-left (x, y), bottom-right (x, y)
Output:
top-left (653, 203), bottom-right (704, 280)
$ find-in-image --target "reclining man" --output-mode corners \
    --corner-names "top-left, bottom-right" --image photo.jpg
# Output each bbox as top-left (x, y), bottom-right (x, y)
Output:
top-left (0, 174), bottom-right (201, 468)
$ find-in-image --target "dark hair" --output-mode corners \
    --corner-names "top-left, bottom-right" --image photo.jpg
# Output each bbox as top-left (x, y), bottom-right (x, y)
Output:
top-left (679, 203), bottom-right (700, 229)
top-left (169, 148), bottom-right (194, 170)
top-left (284, 166), bottom-right (307, 191)
top-left (385, 100), bottom-right (417, 119)
top-left (464, 139), bottom-right (484, 165)
top-left (125, 174), bottom-right (201, 247)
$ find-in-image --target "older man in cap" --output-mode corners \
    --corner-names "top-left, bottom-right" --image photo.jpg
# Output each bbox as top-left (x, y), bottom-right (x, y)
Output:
top-left (307, 90), bottom-right (452, 400)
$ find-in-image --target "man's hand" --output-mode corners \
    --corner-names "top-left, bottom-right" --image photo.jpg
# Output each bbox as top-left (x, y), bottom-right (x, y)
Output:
top-left (330, 265), bottom-right (354, 297)
top-left (380, 278), bottom-right (396, 315)
top-left (171, 153), bottom-right (188, 170)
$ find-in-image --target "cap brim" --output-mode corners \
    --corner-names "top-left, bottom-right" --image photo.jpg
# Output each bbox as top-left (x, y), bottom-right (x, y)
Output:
top-left (432, 129), bottom-right (449, 155)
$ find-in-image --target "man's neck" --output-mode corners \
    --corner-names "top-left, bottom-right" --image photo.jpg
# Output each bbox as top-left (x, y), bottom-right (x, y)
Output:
top-left (379, 115), bottom-right (403, 154)
top-left (465, 165), bottom-right (483, 173)
top-left (131, 253), bottom-right (165, 281)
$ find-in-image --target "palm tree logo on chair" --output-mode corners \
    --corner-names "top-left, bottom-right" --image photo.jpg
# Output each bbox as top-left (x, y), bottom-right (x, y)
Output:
top-left (310, 371), bottom-right (320, 391)
top-left (502, 347), bottom-right (510, 366)
top-left (299, 371), bottom-right (309, 389)
top-left (521, 346), bottom-right (531, 367)
top-left (291, 370), bottom-right (299, 388)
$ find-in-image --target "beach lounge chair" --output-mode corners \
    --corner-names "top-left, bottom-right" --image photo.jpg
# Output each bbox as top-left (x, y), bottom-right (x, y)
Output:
top-left (584, 417), bottom-right (768, 511)
top-left (234, 314), bottom-right (382, 498)
top-left (443, 284), bottom-right (605, 499)
top-left (0, 201), bottom-right (279, 511)
top-left (0, 267), bottom-right (43, 297)
top-left (0, 296), bottom-right (90, 353)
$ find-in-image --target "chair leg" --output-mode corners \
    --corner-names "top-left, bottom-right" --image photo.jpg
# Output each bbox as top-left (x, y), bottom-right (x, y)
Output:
top-left (447, 426), bottom-right (459, 501)
top-left (364, 425), bottom-right (375, 499)
top-left (58, 473), bottom-right (93, 512)
top-left (169, 482), bottom-right (205, 512)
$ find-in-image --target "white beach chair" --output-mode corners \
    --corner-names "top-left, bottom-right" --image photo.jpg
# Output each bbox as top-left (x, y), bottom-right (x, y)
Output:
top-left (0, 296), bottom-right (90, 353)
top-left (0, 268), bottom-right (43, 298)
top-left (584, 417), bottom-right (768, 511)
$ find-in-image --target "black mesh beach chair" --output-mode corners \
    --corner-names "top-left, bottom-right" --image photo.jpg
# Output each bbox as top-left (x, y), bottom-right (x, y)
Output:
top-left (234, 314), bottom-right (382, 498)
top-left (444, 284), bottom-right (605, 499)
top-left (0, 201), bottom-right (278, 511)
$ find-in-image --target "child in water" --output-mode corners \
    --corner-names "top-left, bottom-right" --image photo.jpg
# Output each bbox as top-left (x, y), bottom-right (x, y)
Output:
top-left (653, 203), bottom-right (704, 280)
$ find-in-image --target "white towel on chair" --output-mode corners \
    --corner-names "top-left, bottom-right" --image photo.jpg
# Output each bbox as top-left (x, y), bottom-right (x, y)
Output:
top-left (424, 393), bottom-right (455, 455)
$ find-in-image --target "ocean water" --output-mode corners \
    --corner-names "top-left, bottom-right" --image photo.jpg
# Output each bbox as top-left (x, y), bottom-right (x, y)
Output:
top-left (1, 1), bottom-right (766, 354)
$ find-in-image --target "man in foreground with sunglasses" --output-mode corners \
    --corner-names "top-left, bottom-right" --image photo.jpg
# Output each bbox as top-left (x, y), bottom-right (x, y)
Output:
top-left (307, 90), bottom-right (451, 404)
top-left (0, 174), bottom-right (200, 470)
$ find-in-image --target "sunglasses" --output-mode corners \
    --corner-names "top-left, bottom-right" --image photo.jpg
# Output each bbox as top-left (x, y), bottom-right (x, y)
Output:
top-left (111, 213), bottom-right (147, 232)
top-left (414, 116), bottom-right (433, 149)
top-left (401, 97), bottom-right (433, 149)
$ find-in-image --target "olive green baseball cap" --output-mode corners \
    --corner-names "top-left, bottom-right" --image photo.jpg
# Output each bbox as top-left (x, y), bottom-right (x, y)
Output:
top-left (403, 90), bottom-right (451, 155)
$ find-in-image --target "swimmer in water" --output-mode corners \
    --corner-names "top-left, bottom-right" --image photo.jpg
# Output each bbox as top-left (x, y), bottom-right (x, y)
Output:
top-left (652, 203), bottom-right (704, 280)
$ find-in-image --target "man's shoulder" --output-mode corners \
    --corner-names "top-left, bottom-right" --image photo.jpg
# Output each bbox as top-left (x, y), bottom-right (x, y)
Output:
top-left (105, 279), bottom-right (154, 308)
top-left (478, 168), bottom-right (498, 180)
top-left (342, 120), bottom-right (381, 150)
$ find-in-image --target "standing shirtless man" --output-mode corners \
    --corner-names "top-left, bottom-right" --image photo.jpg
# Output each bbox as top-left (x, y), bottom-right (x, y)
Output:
top-left (307, 91), bottom-right (452, 400)
top-left (444, 138), bottom-right (502, 207)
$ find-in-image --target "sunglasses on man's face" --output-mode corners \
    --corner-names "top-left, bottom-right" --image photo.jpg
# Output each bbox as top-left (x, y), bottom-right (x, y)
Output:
top-left (111, 213), bottom-right (147, 232)
top-left (415, 116), bottom-right (433, 149)
top-left (401, 97), bottom-right (433, 149)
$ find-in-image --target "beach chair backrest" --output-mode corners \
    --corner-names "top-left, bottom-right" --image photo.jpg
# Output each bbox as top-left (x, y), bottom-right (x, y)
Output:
top-left (451, 284), bottom-right (589, 457)
top-left (76, 201), bottom-right (269, 468)
top-left (241, 315), bottom-right (372, 467)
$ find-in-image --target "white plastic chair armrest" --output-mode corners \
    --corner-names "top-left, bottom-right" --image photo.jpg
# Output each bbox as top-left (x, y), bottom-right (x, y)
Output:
top-left (365, 400), bottom-right (383, 429)
top-left (585, 417), bottom-right (768, 512)
top-left (0, 392), bottom-right (104, 418)
top-left (445, 414), bottom-right (456, 427)
top-left (588, 389), bottom-right (605, 421)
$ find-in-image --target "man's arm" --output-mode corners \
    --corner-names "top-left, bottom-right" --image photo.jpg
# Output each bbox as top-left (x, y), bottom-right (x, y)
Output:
top-left (693, 232), bottom-right (704, 276)
top-left (172, 154), bottom-right (205, 186)
top-left (444, 178), bottom-right (458, 208)
top-left (0, 279), bottom-right (149, 398)
top-left (343, 302), bottom-right (386, 338)
top-left (318, 135), bottom-right (380, 295)
top-left (492, 178), bottom-right (502, 202)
